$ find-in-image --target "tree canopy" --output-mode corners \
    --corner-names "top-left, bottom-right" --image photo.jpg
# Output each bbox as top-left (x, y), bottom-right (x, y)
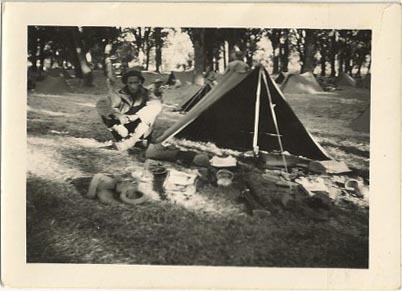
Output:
top-left (28, 26), bottom-right (372, 86)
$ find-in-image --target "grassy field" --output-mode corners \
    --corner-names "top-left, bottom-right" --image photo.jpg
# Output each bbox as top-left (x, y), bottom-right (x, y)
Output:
top-left (27, 71), bottom-right (369, 267)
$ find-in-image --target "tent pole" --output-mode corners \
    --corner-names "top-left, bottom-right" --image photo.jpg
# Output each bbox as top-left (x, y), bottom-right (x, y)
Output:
top-left (261, 70), bottom-right (289, 173)
top-left (252, 67), bottom-right (263, 155)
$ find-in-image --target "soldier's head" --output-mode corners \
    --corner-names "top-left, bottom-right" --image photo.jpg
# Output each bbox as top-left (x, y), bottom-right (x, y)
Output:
top-left (122, 70), bottom-right (145, 94)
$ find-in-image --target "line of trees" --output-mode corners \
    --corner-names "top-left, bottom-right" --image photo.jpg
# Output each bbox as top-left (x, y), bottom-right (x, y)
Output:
top-left (187, 28), bottom-right (371, 77)
top-left (28, 26), bottom-right (371, 86)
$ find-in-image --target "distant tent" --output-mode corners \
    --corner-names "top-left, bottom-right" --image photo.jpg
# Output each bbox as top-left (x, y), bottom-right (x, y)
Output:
top-left (357, 73), bottom-right (371, 89)
top-left (156, 66), bottom-right (331, 161)
top-left (35, 75), bottom-right (72, 94)
top-left (350, 106), bottom-right (370, 132)
top-left (280, 72), bottom-right (324, 94)
top-left (177, 83), bottom-right (212, 112)
top-left (336, 72), bottom-right (357, 87)
top-left (275, 72), bottom-right (288, 84)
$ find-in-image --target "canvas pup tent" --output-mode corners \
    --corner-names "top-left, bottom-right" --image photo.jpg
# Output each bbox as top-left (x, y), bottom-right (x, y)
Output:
top-left (336, 72), bottom-right (357, 87)
top-left (155, 66), bottom-right (331, 162)
top-left (280, 72), bottom-right (324, 94)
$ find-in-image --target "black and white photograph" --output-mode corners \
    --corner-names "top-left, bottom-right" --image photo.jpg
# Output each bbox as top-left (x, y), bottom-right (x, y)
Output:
top-left (26, 25), bottom-right (371, 268)
top-left (2, 2), bottom-right (401, 289)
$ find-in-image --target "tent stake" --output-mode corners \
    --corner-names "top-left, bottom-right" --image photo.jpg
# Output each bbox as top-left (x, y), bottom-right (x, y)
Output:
top-left (252, 67), bottom-right (263, 156)
top-left (261, 69), bottom-right (289, 173)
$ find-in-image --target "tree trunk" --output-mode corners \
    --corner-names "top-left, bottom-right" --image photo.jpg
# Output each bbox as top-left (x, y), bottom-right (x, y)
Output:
top-left (144, 28), bottom-right (152, 71)
top-left (70, 27), bottom-right (93, 86)
top-left (204, 28), bottom-right (216, 70)
top-left (36, 40), bottom-right (46, 80)
top-left (154, 27), bottom-right (162, 72)
top-left (213, 47), bottom-right (220, 71)
top-left (330, 54), bottom-right (336, 77)
top-left (349, 59), bottom-right (354, 76)
top-left (38, 41), bottom-right (45, 72)
top-left (268, 29), bottom-right (281, 74)
top-left (338, 53), bottom-right (344, 74)
top-left (226, 30), bottom-right (236, 60)
top-left (272, 48), bottom-right (279, 74)
top-left (330, 30), bottom-right (337, 77)
top-left (345, 57), bottom-right (351, 74)
top-left (191, 28), bottom-right (205, 85)
top-left (145, 47), bottom-right (151, 71)
top-left (68, 48), bottom-right (82, 78)
top-left (28, 27), bottom-right (39, 71)
top-left (301, 29), bottom-right (315, 73)
top-left (367, 57), bottom-right (371, 74)
top-left (280, 37), bottom-right (289, 72)
top-left (357, 64), bottom-right (362, 77)
top-left (320, 52), bottom-right (326, 76)
top-left (31, 55), bottom-right (38, 71)
top-left (204, 46), bottom-right (214, 71)
top-left (223, 42), bottom-right (227, 69)
top-left (355, 55), bottom-right (364, 78)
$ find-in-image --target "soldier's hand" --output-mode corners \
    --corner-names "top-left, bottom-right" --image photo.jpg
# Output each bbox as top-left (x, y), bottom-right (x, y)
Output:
top-left (115, 113), bottom-right (130, 124)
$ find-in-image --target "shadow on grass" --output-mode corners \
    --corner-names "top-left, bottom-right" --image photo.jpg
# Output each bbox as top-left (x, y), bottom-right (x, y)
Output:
top-left (27, 175), bottom-right (368, 268)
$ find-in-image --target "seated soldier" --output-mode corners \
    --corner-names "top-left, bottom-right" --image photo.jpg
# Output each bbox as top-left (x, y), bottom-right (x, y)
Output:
top-left (96, 70), bottom-right (162, 151)
top-left (165, 71), bottom-right (177, 86)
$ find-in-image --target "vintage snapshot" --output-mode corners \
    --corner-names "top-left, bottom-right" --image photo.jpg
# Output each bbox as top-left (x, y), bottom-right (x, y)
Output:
top-left (26, 26), bottom-right (371, 268)
top-left (2, 2), bottom-right (400, 290)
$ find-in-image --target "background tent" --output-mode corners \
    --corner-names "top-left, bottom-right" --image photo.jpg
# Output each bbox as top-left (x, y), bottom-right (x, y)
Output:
top-left (350, 106), bottom-right (370, 132)
top-left (275, 72), bottom-right (288, 84)
top-left (336, 72), bottom-right (357, 87)
top-left (280, 72), bottom-right (323, 94)
top-left (177, 83), bottom-right (212, 112)
top-left (156, 66), bottom-right (331, 161)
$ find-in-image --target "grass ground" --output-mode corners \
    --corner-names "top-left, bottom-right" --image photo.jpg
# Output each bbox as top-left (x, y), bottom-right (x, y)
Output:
top-left (27, 71), bottom-right (369, 267)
